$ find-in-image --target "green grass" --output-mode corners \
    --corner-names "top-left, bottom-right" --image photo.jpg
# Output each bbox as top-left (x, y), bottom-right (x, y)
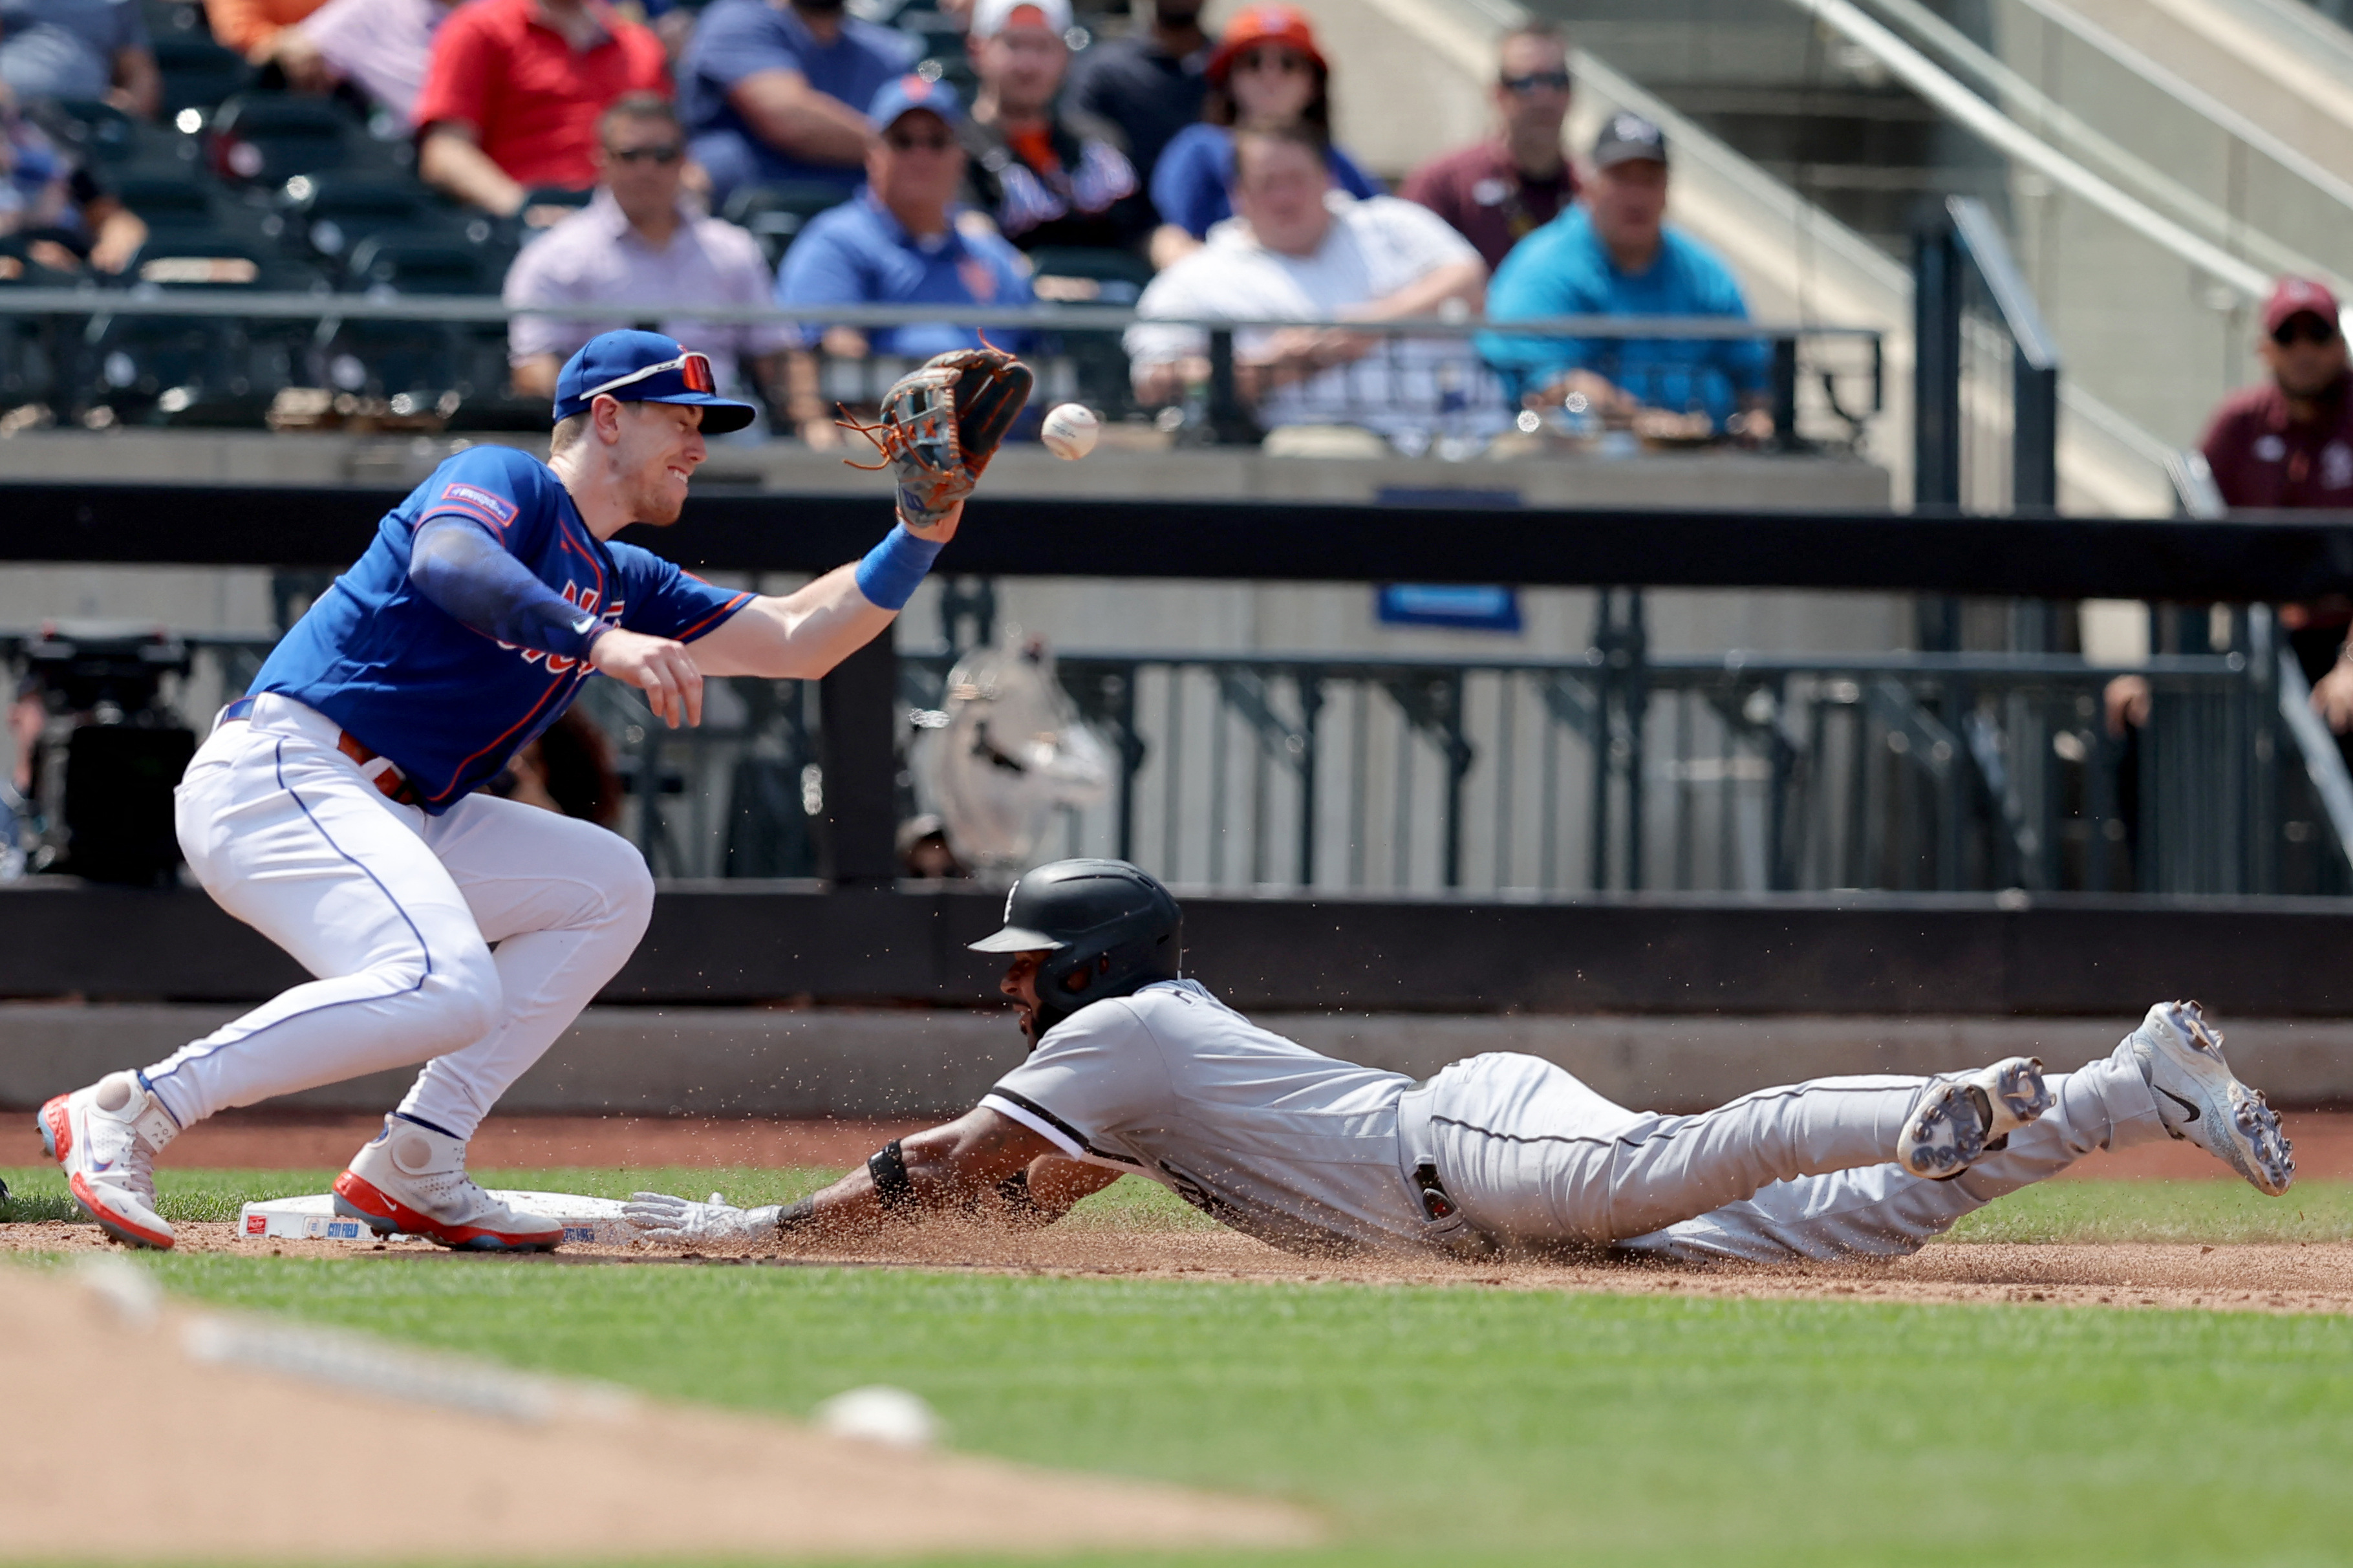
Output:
top-left (26, 1250), bottom-right (2353, 1567)
top-left (9, 1166), bottom-right (2353, 1565)
top-left (0, 1165), bottom-right (1221, 1231)
top-left (1946, 1177), bottom-right (2353, 1243)
top-left (8, 1165), bottom-right (2340, 1241)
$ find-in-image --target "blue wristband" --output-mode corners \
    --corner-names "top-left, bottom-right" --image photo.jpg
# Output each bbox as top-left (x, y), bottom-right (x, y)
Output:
top-left (853, 524), bottom-right (945, 612)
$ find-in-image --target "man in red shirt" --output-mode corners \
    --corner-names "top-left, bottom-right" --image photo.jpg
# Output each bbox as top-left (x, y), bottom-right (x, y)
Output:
top-left (1398, 21), bottom-right (1576, 274)
top-left (412, 0), bottom-right (668, 217)
top-left (2200, 277), bottom-right (2353, 730)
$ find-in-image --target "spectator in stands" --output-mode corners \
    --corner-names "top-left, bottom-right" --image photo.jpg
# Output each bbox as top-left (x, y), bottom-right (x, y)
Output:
top-left (504, 95), bottom-right (787, 421)
top-left (2110, 278), bottom-right (2353, 747)
top-left (202, 0), bottom-right (326, 67)
top-left (1481, 113), bottom-right (1768, 442)
top-left (1063, 0), bottom-right (1207, 195)
top-left (411, 0), bottom-right (667, 217)
top-left (250, 0), bottom-right (457, 127)
top-left (960, 0), bottom-right (1150, 257)
top-left (1126, 123), bottom-right (1492, 451)
top-left (676, 0), bottom-right (914, 208)
top-left (773, 75), bottom-right (1031, 448)
top-left (0, 0), bottom-right (158, 119)
top-left (1148, 3), bottom-right (1377, 270)
top-left (1, 89), bottom-right (144, 274)
top-left (1400, 21), bottom-right (1576, 274)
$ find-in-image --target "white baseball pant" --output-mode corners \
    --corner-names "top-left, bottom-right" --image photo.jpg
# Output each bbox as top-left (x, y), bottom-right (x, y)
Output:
top-left (1417, 1041), bottom-right (2161, 1257)
top-left (1619, 1038), bottom-right (2164, 1264)
top-left (142, 693), bottom-right (652, 1140)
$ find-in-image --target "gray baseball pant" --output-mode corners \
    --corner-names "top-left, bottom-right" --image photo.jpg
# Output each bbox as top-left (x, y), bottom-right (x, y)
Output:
top-left (1419, 1038), bottom-right (2160, 1257)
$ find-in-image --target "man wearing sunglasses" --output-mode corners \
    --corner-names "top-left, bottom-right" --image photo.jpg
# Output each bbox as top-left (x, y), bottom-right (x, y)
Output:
top-left (1400, 21), bottom-right (1578, 275)
top-left (505, 94), bottom-right (789, 418)
top-left (775, 76), bottom-right (1034, 448)
top-left (2111, 279), bottom-right (2353, 751)
top-left (39, 327), bottom-right (993, 1254)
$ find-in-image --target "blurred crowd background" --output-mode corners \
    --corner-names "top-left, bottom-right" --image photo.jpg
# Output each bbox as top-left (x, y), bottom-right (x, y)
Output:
top-left (0, 0), bottom-right (1792, 449)
top-left (9, 0), bottom-right (2353, 908)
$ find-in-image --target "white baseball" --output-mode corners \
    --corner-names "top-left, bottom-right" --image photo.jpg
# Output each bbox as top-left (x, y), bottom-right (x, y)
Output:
top-left (1040, 403), bottom-right (1099, 460)
top-left (815, 1385), bottom-right (943, 1449)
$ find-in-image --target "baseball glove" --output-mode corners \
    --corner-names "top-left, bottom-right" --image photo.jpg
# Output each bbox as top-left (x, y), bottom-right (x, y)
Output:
top-left (843, 345), bottom-right (1035, 529)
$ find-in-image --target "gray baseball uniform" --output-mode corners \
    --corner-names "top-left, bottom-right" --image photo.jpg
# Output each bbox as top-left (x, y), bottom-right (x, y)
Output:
top-left (982, 980), bottom-right (2169, 1260)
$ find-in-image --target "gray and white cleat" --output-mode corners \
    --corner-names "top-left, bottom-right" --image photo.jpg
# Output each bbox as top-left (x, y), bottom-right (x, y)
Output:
top-left (1897, 1057), bottom-right (2052, 1181)
top-left (2127, 1002), bottom-right (2294, 1197)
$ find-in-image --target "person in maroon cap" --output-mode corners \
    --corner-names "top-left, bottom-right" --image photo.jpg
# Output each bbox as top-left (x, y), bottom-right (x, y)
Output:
top-left (2143, 281), bottom-right (2353, 726)
top-left (2106, 276), bottom-right (2353, 801)
top-left (1399, 21), bottom-right (1578, 274)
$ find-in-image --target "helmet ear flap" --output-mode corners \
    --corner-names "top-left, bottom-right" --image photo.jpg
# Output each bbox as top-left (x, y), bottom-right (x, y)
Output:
top-left (1055, 952), bottom-right (1114, 996)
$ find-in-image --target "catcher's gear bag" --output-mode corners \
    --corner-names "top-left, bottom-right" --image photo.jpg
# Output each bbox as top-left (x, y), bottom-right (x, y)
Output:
top-left (844, 345), bottom-right (1035, 528)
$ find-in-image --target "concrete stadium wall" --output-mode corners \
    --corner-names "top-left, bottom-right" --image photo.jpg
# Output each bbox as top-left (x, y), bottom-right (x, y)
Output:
top-left (8, 1003), bottom-right (2352, 1116)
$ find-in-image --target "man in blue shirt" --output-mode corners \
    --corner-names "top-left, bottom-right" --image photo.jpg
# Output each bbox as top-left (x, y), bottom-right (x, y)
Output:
top-left (37, 330), bottom-right (985, 1254)
top-left (677, 0), bottom-right (916, 205)
top-left (1481, 113), bottom-right (1770, 440)
top-left (775, 76), bottom-right (1034, 447)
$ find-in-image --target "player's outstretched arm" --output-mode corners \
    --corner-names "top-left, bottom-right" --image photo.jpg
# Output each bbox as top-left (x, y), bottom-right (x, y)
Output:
top-left (687, 347), bottom-right (1030, 683)
top-left (624, 1103), bottom-right (1084, 1247)
top-left (684, 500), bottom-right (963, 683)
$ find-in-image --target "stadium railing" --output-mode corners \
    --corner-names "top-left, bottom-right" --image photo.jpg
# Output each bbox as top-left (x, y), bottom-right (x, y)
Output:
top-left (6, 491), bottom-right (2351, 902)
top-left (0, 292), bottom-right (1885, 454)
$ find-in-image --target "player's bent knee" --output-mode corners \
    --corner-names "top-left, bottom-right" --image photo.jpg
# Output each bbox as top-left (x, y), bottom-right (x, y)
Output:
top-left (411, 956), bottom-right (503, 1053)
top-left (594, 837), bottom-right (656, 938)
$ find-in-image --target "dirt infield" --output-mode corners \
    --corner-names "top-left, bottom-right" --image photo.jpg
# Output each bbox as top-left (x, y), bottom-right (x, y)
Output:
top-left (0, 1263), bottom-right (1317, 1563)
top-left (140, 1108), bottom-right (2353, 1181)
top-left (7, 1215), bottom-right (2351, 1318)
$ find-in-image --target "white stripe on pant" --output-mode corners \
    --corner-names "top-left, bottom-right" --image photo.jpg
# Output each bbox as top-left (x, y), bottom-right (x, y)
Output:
top-left (144, 693), bottom-right (652, 1140)
top-left (1423, 1042), bottom-right (2164, 1259)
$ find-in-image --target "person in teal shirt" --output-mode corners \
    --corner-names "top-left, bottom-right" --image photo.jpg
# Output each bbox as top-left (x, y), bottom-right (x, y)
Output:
top-left (1479, 113), bottom-right (1769, 437)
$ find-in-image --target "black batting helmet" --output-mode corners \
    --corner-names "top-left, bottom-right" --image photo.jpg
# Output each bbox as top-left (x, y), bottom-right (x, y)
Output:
top-left (969, 858), bottom-right (1183, 1034)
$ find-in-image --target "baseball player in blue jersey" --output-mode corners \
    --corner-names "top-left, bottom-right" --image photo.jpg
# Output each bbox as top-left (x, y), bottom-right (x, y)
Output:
top-left (39, 329), bottom-right (1033, 1252)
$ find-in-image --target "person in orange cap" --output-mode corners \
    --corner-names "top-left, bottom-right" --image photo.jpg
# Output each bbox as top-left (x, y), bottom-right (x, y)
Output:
top-left (1145, 1), bottom-right (1379, 268)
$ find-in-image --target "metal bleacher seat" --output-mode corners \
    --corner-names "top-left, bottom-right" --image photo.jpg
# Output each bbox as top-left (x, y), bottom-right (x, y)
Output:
top-left (0, 239), bottom-right (76, 416)
top-left (274, 175), bottom-right (447, 276)
top-left (342, 235), bottom-right (496, 297)
top-left (154, 33), bottom-right (253, 118)
top-left (722, 182), bottom-right (849, 269)
top-left (32, 98), bottom-right (198, 182)
top-left (109, 171), bottom-right (244, 247)
top-left (207, 93), bottom-right (378, 186)
top-left (81, 237), bottom-right (323, 425)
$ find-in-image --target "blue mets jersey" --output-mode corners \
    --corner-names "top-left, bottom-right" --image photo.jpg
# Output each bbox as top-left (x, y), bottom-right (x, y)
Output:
top-left (250, 445), bottom-right (752, 812)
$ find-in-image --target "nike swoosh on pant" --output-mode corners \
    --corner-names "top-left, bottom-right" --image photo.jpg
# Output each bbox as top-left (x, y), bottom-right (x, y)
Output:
top-left (2156, 1086), bottom-right (2202, 1123)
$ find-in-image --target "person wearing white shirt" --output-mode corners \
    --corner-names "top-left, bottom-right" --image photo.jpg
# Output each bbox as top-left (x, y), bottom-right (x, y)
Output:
top-left (1125, 121), bottom-right (1500, 450)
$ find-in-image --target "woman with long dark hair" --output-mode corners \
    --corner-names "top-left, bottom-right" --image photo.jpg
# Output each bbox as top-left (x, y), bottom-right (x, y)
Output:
top-left (1146, 3), bottom-right (1378, 269)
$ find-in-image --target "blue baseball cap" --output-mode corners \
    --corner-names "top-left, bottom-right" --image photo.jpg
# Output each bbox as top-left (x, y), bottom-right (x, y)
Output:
top-left (551, 330), bottom-right (759, 435)
top-left (868, 73), bottom-right (963, 131)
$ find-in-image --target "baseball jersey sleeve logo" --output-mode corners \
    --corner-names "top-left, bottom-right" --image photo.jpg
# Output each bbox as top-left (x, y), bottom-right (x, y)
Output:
top-left (436, 482), bottom-right (521, 529)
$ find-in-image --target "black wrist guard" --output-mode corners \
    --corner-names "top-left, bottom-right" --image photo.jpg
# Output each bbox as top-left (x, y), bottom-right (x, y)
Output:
top-left (868, 1139), bottom-right (915, 1212)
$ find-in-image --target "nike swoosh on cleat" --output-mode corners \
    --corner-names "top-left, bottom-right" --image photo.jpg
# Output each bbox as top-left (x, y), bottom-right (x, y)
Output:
top-left (2156, 1086), bottom-right (2202, 1123)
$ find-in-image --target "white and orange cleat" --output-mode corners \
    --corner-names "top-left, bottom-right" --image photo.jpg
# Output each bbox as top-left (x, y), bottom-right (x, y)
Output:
top-left (332, 1114), bottom-right (562, 1252)
top-left (39, 1071), bottom-right (181, 1249)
